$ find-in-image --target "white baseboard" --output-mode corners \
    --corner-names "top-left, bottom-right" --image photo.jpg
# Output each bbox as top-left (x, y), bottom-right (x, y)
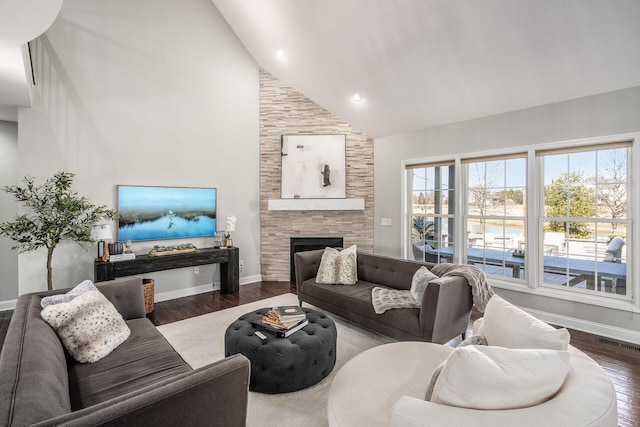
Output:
top-left (0, 274), bottom-right (264, 310)
top-left (0, 299), bottom-right (17, 311)
top-left (523, 307), bottom-right (640, 345)
top-left (154, 274), bottom-right (263, 303)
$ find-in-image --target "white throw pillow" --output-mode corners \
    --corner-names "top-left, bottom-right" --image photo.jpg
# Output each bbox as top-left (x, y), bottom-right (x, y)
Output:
top-left (478, 295), bottom-right (570, 351)
top-left (409, 266), bottom-right (439, 303)
top-left (316, 245), bottom-right (358, 285)
top-left (430, 345), bottom-right (571, 410)
top-left (40, 280), bottom-right (98, 308)
top-left (41, 290), bottom-right (131, 363)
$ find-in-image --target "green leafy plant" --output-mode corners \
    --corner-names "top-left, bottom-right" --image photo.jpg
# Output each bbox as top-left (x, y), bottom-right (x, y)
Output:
top-left (544, 172), bottom-right (596, 238)
top-left (0, 172), bottom-right (118, 290)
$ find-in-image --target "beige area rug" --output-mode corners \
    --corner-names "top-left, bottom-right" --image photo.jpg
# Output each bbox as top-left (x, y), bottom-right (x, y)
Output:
top-left (157, 293), bottom-right (394, 427)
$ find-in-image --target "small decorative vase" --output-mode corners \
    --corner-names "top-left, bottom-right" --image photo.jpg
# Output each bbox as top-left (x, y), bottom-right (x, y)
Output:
top-left (226, 237), bottom-right (233, 247)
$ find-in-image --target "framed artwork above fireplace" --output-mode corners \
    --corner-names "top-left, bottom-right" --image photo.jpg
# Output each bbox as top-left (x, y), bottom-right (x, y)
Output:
top-left (281, 134), bottom-right (346, 199)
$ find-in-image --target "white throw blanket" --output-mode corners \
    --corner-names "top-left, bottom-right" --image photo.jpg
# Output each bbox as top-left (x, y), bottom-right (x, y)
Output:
top-left (371, 287), bottom-right (420, 314)
top-left (431, 263), bottom-right (494, 312)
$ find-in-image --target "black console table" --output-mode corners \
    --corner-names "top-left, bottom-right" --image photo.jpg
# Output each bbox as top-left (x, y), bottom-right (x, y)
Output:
top-left (94, 247), bottom-right (239, 294)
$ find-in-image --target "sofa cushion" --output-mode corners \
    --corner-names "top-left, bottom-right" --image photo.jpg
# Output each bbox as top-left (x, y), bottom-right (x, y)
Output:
top-left (410, 266), bottom-right (439, 303)
top-left (302, 279), bottom-right (422, 337)
top-left (430, 345), bottom-right (571, 410)
top-left (41, 280), bottom-right (98, 308)
top-left (68, 318), bottom-right (192, 410)
top-left (317, 245), bottom-right (358, 285)
top-left (478, 295), bottom-right (570, 350)
top-left (41, 290), bottom-right (131, 363)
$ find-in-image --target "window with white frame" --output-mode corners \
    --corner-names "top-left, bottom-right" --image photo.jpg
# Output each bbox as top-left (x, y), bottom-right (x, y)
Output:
top-left (407, 162), bottom-right (455, 263)
top-left (464, 155), bottom-right (527, 280)
top-left (538, 143), bottom-right (629, 297)
top-left (404, 136), bottom-right (634, 303)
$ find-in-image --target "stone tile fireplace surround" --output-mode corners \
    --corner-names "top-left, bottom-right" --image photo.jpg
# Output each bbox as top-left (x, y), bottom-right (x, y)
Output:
top-left (259, 69), bottom-right (374, 281)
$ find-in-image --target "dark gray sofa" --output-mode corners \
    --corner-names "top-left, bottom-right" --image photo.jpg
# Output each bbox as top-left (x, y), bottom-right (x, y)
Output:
top-left (0, 277), bottom-right (250, 427)
top-left (295, 250), bottom-right (473, 344)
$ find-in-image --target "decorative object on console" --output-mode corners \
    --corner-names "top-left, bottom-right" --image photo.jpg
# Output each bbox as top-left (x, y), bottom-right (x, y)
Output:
top-left (92, 223), bottom-right (113, 261)
top-left (0, 171), bottom-right (118, 290)
top-left (213, 231), bottom-right (226, 248)
top-left (108, 242), bottom-right (124, 256)
top-left (281, 134), bottom-right (346, 199)
top-left (148, 243), bottom-right (197, 256)
top-left (225, 213), bottom-right (236, 247)
top-left (109, 252), bottom-right (136, 262)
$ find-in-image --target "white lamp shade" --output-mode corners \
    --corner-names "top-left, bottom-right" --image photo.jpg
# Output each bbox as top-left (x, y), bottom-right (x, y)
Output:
top-left (92, 224), bottom-right (113, 241)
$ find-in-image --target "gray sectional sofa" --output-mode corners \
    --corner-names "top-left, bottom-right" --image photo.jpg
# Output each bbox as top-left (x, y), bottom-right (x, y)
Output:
top-left (295, 250), bottom-right (473, 344)
top-left (0, 277), bottom-right (250, 427)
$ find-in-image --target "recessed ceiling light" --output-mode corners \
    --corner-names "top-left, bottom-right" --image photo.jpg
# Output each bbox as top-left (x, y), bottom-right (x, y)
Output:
top-left (276, 49), bottom-right (286, 60)
top-left (352, 92), bottom-right (364, 102)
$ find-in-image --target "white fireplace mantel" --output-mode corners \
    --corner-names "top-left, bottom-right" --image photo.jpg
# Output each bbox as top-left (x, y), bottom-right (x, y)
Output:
top-left (267, 198), bottom-right (365, 211)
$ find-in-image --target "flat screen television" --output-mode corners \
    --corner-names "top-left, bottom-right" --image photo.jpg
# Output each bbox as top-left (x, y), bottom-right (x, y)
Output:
top-left (117, 185), bottom-right (217, 242)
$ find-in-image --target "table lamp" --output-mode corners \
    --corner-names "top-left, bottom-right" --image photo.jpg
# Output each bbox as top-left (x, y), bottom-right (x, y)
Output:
top-left (92, 224), bottom-right (113, 261)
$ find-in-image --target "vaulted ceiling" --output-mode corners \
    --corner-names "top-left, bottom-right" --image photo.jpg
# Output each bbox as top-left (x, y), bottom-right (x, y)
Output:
top-left (212, 0), bottom-right (640, 138)
top-left (2, 1), bottom-right (640, 138)
top-left (0, 0), bottom-right (62, 121)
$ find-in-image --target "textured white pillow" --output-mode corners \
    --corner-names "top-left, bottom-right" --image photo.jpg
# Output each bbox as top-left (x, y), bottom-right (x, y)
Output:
top-left (316, 245), bottom-right (358, 285)
top-left (410, 266), bottom-right (439, 303)
top-left (41, 290), bottom-right (131, 363)
top-left (430, 345), bottom-right (571, 410)
top-left (40, 280), bottom-right (98, 308)
top-left (478, 295), bottom-right (570, 350)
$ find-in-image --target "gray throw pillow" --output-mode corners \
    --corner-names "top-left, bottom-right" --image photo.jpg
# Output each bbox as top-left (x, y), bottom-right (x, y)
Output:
top-left (425, 361), bottom-right (446, 401)
top-left (41, 280), bottom-right (98, 308)
top-left (410, 266), bottom-right (439, 303)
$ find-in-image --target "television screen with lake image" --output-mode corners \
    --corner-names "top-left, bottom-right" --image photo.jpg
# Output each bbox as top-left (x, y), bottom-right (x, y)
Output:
top-left (117, 185), bottom-right (216, 242)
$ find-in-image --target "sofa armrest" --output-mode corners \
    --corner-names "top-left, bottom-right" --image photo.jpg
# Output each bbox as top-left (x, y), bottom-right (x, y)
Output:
top-left (34, 354), bottom-right (251, 427)
top-left (294, 249), bottom-right (325, 288)
top-left (419, 275), bottom-right (473, 344)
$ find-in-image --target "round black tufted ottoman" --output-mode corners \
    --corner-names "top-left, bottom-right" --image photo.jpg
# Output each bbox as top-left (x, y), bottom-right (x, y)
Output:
top-left (224, 307), bottom-right (337, 394)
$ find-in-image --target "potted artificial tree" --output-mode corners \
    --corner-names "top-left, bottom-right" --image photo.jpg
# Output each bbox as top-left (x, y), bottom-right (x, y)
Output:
top-left (0, 171), bottom-right (118, 290)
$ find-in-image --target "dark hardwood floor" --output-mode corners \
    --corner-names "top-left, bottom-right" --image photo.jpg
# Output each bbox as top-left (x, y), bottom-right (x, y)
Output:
top-left (1, 281), bottom-right (638, 425)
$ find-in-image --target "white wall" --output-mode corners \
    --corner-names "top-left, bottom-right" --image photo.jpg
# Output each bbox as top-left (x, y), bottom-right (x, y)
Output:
top-left (14, 0), bottom-right (260, 296)
top-left (374, 86), bottom-right (640, 341)
top-left (0, 120), bottom-right (19, 302)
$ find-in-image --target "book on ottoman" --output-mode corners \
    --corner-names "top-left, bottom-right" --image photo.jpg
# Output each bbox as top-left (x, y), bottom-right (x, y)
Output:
top-left (253, 318), bottom-right (309, 338)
